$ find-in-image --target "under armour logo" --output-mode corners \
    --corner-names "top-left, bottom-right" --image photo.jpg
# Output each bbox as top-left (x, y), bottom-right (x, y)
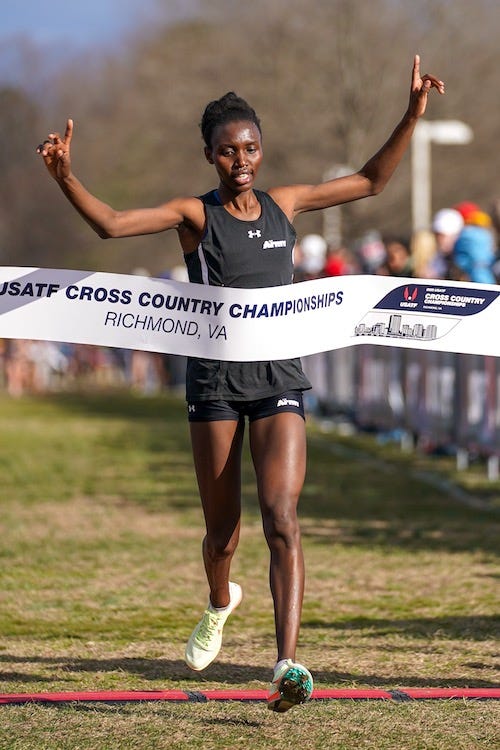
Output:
top-left (248, 230), bottom-right (262, 239)
top-left (188, 404), bottom-right (196, 413)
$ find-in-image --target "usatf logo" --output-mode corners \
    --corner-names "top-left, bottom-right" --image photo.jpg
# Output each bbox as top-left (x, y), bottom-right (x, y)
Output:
top-left (248, 230), bottom-right (261, 239)
top-left (262, 239), bottom-right (287, 249)
top-left (403, 287), bottom-right (418, 301)
top-left (400, 286), bottom-right (418, 308)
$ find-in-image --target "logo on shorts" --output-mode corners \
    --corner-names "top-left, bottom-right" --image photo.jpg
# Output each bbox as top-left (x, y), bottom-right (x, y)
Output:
top-left (188, 404), bottom-right (196, 413)
top-left (276, 397), bottom-right (300, 408)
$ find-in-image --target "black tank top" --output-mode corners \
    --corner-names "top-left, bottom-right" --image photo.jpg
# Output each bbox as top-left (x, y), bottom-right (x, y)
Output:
top-left (184, 189), bottom-right (311, 401)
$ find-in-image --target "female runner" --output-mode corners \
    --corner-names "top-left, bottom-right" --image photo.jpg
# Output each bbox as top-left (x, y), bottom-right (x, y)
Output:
top-left (37, 55), bottom-right (444, 713)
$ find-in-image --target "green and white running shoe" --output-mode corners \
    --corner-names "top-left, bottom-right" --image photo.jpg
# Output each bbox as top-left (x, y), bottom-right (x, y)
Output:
top-left (267, 659), bottom-right (313, 713)
top-left (185, 581), bottom-right (242, 671)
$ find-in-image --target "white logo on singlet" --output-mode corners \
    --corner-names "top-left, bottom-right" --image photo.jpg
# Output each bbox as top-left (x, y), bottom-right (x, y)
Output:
top-left (248, 230), bottom-right (262, 239)
top-left (263, 239), bottom-right (287, 249)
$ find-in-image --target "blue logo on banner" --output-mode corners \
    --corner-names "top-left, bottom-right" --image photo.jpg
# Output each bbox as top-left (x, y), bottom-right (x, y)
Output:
top-left (374, 284), bottom-right (499, 317)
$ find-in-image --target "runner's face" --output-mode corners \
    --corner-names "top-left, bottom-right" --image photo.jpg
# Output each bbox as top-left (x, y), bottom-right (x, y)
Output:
top-left (205, 120), bottom-right (263, 193)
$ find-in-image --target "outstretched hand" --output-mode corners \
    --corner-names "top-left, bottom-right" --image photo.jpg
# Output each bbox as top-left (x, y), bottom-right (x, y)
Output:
top-left (408, 54), bottom-right (445, 118)
top-left (36, 118), bottom-right (74, 181)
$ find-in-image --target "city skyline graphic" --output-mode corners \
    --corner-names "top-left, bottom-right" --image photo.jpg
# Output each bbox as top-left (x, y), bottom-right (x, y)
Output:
top-left (354, 312), bottom-right (460, 342)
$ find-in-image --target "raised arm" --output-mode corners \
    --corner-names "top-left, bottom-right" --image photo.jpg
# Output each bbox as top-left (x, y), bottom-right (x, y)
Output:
top-left (270, 55), bottom-right (445, 219)
top-left (36, 119), bottom-right (203, 241)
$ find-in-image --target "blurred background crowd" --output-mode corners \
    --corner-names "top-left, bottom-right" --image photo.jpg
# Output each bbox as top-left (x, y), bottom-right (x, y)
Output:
top-left (1, 0), bottom-right (499, 412)
top-left (294, 198), bottom-right (500, 285)
top-left (1, 193), bottom-right (499, 399)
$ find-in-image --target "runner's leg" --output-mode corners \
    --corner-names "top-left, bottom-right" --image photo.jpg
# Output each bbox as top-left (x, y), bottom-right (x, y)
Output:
top-left (249, 412), bottom-right (306, 660)
top-left (189, 418), bottom-right (245, 608)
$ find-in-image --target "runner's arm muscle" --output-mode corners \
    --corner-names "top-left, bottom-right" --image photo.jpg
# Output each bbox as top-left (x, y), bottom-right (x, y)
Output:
top-left (37, 119), bottom-right (203, 239)
top-left (269, 55), bottom-right (444, 220)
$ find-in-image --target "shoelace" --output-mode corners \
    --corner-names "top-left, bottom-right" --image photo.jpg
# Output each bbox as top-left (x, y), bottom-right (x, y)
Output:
top-left (195, 610), bottom-right (221, 648)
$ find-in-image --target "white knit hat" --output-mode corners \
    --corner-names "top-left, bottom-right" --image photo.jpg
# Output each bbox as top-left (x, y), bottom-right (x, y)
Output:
top-left (300, 234), bottom-right (327, 273)
top-left (432, 208), bottom-right (464, 236)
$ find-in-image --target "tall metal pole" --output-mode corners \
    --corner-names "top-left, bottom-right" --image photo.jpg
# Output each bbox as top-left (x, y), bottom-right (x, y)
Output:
top-left (411, 122), bottom-right (431, 232)
top-left (322, 164), bottom-right (353, 247)
top-left (411, 120), bottom-right (473, 232)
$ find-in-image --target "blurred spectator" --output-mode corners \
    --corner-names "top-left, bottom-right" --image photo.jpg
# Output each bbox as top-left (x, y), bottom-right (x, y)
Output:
top-left (452, 207), bottom-right (496, 284)
top-left (377, 236), bottom-right (413, 277)
top-left (294, 234), bottom-right (328, 281)
top-left (410, 228), bottom-right (438, 279)
top-left (28, 341), bottom-right (68, 392)
top-left (489, 198), bottom-right (500, 242)
top-left (5, 339), bottom-right (33, 397)
top-left (0, 339), bottom-right (6, 389)
top-left (67, 344), bottom-right (124, 387)
top-left (356, 230), bottom-right (386, 274)
top-left (430, 208), bottom-right (464, 279)
top-left (454, 201), bottom-right (480, 224)
top-left (324, 246), bottom-right (353, 276)
top-left (489, 198), bottom-right (500, 281)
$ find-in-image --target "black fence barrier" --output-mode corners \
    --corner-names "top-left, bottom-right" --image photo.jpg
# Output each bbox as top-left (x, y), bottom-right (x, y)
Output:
top-left (302, 347), bottom-right (500, 478)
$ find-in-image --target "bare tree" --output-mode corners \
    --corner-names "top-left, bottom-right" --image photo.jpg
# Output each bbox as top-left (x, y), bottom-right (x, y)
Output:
top-left (6, 0), bottom-right (500, 272)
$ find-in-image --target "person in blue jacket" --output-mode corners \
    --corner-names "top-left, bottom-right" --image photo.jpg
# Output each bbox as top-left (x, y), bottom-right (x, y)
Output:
top-left (453, 211), bottom-right (496, 284)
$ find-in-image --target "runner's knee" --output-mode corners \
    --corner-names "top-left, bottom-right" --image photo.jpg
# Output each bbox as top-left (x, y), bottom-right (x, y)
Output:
top-left (203, 531), bottom-right (239, 561)
top-left (261, 505), bottom-right (301, 549)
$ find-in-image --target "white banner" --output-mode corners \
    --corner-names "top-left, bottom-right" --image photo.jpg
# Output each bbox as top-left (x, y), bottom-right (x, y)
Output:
top-left (0, 266), bottom-right (499, 360)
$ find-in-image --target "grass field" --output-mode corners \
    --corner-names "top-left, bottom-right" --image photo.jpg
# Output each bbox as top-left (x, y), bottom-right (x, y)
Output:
top-left (0, 390), bottom-right (498, 749)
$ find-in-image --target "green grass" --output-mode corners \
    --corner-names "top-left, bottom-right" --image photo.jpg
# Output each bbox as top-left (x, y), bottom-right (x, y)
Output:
top-left (0, 390), bottom-right (498, 749)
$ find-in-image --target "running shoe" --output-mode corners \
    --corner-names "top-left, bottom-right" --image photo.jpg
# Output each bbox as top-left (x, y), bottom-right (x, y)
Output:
top-left (185, 581), bottom-right (242, 671)
top-left (267, 659), bottom-right (314, 713)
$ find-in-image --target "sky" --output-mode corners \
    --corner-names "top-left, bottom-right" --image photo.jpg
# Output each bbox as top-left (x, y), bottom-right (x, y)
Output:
top-left (0, 0), bottom-right (191, 86)
top-left (2, 0), bottom-right (161, 46)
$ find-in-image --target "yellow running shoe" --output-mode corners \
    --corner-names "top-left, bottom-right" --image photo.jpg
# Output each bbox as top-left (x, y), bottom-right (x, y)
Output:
top-left (185, 582), bottom-right (242, 671)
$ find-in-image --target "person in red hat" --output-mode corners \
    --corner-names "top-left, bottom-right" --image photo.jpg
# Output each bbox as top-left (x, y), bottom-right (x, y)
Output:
top-left (454, 201), bottom-right (480, 223)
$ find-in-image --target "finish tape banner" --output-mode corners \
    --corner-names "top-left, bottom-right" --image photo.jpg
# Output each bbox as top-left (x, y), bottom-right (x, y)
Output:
top-left (0, 266), bottom-right (499, 360)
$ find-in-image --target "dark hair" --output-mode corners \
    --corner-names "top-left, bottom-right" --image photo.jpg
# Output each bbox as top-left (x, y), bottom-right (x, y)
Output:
top-left (383, 235), bottom-right (411, 252)
top-left (200, 92), bottom-right (262, 148)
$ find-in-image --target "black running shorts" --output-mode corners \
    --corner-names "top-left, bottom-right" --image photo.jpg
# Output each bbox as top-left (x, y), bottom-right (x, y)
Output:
top-left (187, 390), bottom-right (305, 423)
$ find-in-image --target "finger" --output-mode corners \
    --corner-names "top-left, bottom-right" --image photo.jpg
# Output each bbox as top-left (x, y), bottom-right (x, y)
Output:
top-left (412, 54), bottom-right (420, 88)
top-left (430, 78), bottom-right (445, 94)
top-left (64, 118), bottom-right (73, 144)
top-left (422, 74), bottom-right (445, 94)
top-left (36, 138), bottom-right (53, 155)
top-left (48, 120), bottom-right (73, 146)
